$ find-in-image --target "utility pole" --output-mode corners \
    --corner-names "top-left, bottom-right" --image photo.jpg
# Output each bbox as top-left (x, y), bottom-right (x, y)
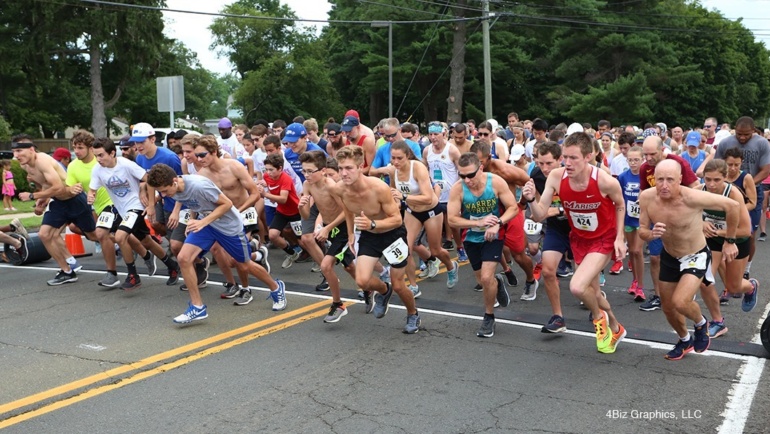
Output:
top-left (482, 0), bottom-right (492, 119)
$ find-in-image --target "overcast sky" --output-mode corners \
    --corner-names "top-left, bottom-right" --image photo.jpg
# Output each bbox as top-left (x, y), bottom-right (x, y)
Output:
top-left (163, 0), bottom-right (769, 76)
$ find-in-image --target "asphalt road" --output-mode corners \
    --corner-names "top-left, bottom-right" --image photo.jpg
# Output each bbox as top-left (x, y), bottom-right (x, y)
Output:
top-left (0, 239), bottom-right (768, 433)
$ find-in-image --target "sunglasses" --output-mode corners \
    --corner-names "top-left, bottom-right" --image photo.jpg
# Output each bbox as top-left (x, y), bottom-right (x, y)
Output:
top-left (194, 152), bottom-right (209, 158)
top-left (704, 125), bottom-right (714, 128)
top-left (301, 168), bottom-right (322, 175)
top-left (458, 167), bottom-right (479, 179)
top-left (120, 146), bottom-right (133, 151)
top-left (327, 132), bottom-right (337, 138)
top-left (384, 132), bottom-right (398, 139)
top-left (478, 132), bottom-right (490, 137)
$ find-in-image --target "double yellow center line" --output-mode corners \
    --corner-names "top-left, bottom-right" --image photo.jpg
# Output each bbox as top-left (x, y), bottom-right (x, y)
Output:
top-left (0, 300), bottom-right (331, 428)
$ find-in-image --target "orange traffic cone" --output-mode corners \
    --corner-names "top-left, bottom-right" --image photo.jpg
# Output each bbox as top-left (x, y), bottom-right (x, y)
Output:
top-left (65, 228), bottom-right (86, 257)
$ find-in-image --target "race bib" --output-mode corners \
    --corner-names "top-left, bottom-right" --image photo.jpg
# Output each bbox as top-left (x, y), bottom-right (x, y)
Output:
top-left (241, 207), bottom-right (257, 226)
top-left (470, 215), bottom-right (488, 232)
top-left (290, 220), bottom-right (303, 236)
top-left (679, 252), bottom-right (707, 272)
top-left (435, 180), bottom-right (448, 192)
top-left (121, 211), bottom-right (139, 230)
top-left (569, 211), bottom-right (598, 232)
top-left (704, 217), bottom-right (726, 231)
top-left (524, 218), bottom-right (543, 235)
top-left (96, 211), bottom-right (115, 229)
top-left (383, 237), bottom-right (409, 265)
top-left (626, 200), bottom-right (640, 218)
top-left (178, 209), bottom-right (191, 225)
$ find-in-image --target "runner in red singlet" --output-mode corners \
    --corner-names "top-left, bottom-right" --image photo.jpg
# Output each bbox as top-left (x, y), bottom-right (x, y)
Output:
top-left (523, 132), bottom-right (627, 354)
top-left (340, 113), bottom-right (376, 174)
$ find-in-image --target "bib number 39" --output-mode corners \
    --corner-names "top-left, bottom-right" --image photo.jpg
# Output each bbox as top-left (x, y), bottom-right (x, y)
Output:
top-left (383, 237), bottom-right (409, 265)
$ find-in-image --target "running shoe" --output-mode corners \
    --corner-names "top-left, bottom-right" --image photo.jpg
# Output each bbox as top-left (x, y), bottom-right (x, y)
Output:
top-left (693, 321), bottom-right (710, 353)
top-left (403, 313), bottom-right (421, 334)
top-left (442, 240), bottom-right (455, 250)
top-left (256, 245), bottom-right (270, 273)
top-left (477, 316), bottom-right (495, 338)
top-left (282, 250), bottom-right (301, 269)
top-left (99, 272), bottom-right (121, 288)
top-left (743, 271), bottom-right (750, 281)
top-left (11, 218), bottom-right (29, 240)
top-left (47, 270), bottom-right (77, 286)
top-left (363, 290), bottom-right (375, 314)
top-left (315, 275), bottom-right (330, 292)
top-left (234, 289), bottom-right (253, 306)
top-left (144, 252), bottom-right (157, 277)
top-left (447, 260), bottom-right (459, 288)
top-left (409, 284), bottom-right (421, 299)
top-left (426, 258), bottom-right (440, 279)
top-left (600, 322), bottom-right (627, 354)
top-left (541, 315), bottom-right (566, 333)
top-left (504, 269), bottom-right (518, 287)
top-left (743, 279), bottom-right (759, 312)
top-left (634, 286), bottom-right (646, 302)
top-left (532, 262), bottom-right (542, 281)
top-left (373, 282), bottom-right (393, 318)
top-left (473, 283), bottom-right (483, 292)
top-left (495, 273), bottom-right (510, 307)
top-left (628, 261), bottom-right (633, 273)
top-left (599, 271), bottom-right (606, 287)
top-left (379, 266), bottom-right (391, 284)
top-left (69, 259), bottom-right (83, 273)
top-left (173, 302), bottom-right (208, 324)
top-left (520, 279), bottom-right (538, 301)
top-left (221, 282), bottom-right (240, 299)
top-left (639, 295), bottom-right (661, 311)
top-left (719, 290), bottom-right (730, 305)
top-left (759, 232), bottom-right (767, 242)
top-left (708, 320), bottom-right (728, 338)
top-left (593, 310), bottom-right (611, 352)
top-left (556, 263), bottom-right (573, 278)
top-left (628, 280), bottom-right (638, 295)
top-left (269, 280), bottom-right (287, 311)
top-left (609, 259), bottom-right (623, 275)
top-left (457, 248), bottom-right (469, 263)
top-left (324, 303), bottom-right (348, 323)
top-left (121, 273), bottom-right (141, 291)
top-left (665, 338), bottom-right (694, 360)
top-left (166, 267), bottom-right (180, 286)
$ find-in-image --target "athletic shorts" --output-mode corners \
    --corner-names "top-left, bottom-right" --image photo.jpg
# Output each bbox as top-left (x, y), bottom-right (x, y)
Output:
top-left (659, 245), bottom-right (714, 285)
top-left (185, 225), bottom-right (251, 263)
top-left (42, 193), bottom-right (96, 233)
top-left (325, 221), bottom-right (354, 267)
top-left (750, 206), bottom-right (761, 232)
top-left (543, 228), bottom-right (571, 255)
top-left (270, 211), bottom-right (302, 234)
top-left (95, 205), bottom-right (122, 234)
top-left (406, 203), bottom-right (445, 224)
top-left (569, 229), bottom-right (615, 265)
top-left (648, 237), bottom-right (663, 256)
top-left (153, 201), bottom-right (187, 243)
top-left (624, 225), bottom-right (638, 233)
top-left (463, 239), bottom-right (504, 271)
top-left (762, 183), bottom-right (770, 192)
top-left (504, 211), bottom-right (526, 254)
top-left (706, 237), bottom-right (750, 259)
top-left (265, 205), bottom-right (276, 226)
top-left (301, 204), bottom-right (320, 235)
top-left (358, 225), bottom-right (409, 269)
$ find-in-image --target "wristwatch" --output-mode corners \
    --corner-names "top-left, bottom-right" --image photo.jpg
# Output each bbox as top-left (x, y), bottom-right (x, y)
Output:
top-left (29, 193), bottom-right (34, 201)
top-left (725, 237), bottom-right (737, 244)
top-left (370, 220), bottom-right (377, 230)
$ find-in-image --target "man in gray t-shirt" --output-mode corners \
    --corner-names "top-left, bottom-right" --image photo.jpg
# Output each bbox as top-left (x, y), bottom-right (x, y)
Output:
top-left (147, 164), bottom-right (287, 324)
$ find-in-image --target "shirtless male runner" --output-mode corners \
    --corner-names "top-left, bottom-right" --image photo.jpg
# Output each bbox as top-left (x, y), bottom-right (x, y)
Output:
top-left (299, 151), bottom-right (358, 323)
top-left (639, 159), bottom-right (746, 360)
top-left (12, 135), bottom-right (101, 286)
top-left (192, 136), bottom-right (277, 307)
top-left (330, 145), bottom-right (420, 334)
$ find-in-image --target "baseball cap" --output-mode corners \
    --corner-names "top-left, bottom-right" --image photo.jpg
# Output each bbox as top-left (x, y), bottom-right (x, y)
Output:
top-left (714, 129), bottom-right (731, 146)
top-left (218, 117), bottom-right (233, 129)
top-left (341, 116), bottom-right (360, 132)
top-left (283, 122), bottom-right (307, 143)
top-left (53, 148), bottom-right (71, 161)
top-left (345, 109), bottom-right (360, 120)
top-left (118, 135), bottom-right (132, 147)
top-left (685, 131), bottom-right (701, 146)
top-left (656, 122), bottom-right (668, 135)
top-left (510, 145), bottom-right (526, 162)
top-left (128, 122), bottom-right (155, 142)
top-left (642, 128), bottom-right (659, 138)
top-left (326, 123), bottom-right (342, 134)
top-left (635, 134), bottom-right (645, 144)
top-left (566, 122), bottom-right (584, 136)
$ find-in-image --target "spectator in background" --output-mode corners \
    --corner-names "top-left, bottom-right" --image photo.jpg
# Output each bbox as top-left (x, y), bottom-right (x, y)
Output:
top-left (118, 135), bottom-right (137, 161)
top-left (52, 147), bottom-right (71, 172)
top-left (703, 117), bottom-right (718, 145)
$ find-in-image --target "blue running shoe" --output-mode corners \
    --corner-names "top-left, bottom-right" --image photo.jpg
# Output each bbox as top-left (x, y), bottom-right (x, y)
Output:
top-left (743, 279), bottom-right (759, 312)
top-left (599, 271), bottom-right (606, 287)
top-left (665, 338), bottom-right (694, 360)
top-left (173, 302), bottom-right (208, 324)
top-left (403, 313), bottom-right (421, 334)
top-left (374, 282), bottom-right (393, 319)
top-left (693, 321), bottom-right (710, 353)
top-left (269, 280), bottom-right (287, 311)
top-left (457, 248), bottom-right (469, 263)
top-left (70, 259), bottom-right (83, 273)
top-left (447, 260), bottom-right (459, 288)
top-left (708, 320), bottom-right (728, 338)
top-left (556, 263), bottom-right (573, 278)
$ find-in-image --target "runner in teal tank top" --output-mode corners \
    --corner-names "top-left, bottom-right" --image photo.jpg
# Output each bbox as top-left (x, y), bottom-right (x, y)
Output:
top-left (461, 174), bottom-right (501, 243)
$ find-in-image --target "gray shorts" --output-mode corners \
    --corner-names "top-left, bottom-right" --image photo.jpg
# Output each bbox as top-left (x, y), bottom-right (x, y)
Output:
top-left (301, 204), bottom-right (320, 235)
top-left (154, 202), bottom-right (187, 243)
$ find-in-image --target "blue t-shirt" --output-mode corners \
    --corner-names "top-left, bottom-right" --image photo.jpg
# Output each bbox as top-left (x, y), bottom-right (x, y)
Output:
top-left (136, 147), bottom-right (183, 212)
top-left (284, 142), bottom-right (325, 183)
top-left (371, 139), bottom-right (422, 185)
top-left (681, 149), bottom-right (707, 176)
top-left (617, 169), bottom-right (641, 227)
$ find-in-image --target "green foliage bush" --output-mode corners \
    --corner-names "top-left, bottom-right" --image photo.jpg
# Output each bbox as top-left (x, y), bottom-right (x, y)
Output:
top-left (9, 159), bottom-right (29, 195)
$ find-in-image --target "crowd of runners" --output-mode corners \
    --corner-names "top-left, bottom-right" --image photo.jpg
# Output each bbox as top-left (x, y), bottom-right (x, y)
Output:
top-left (2, 111), bottom-right (767, 360)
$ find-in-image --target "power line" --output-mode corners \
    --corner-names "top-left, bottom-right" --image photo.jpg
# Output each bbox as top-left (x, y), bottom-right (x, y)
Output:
top-left (75, 0), bottom-right (485, 25)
